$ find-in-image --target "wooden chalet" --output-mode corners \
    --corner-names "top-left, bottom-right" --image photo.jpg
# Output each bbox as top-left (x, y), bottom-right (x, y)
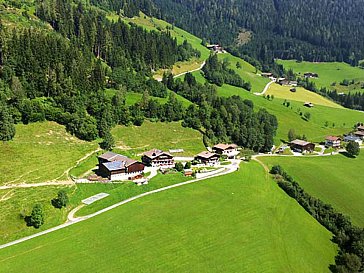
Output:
top-left (325, 136), bottom-right (341, 148)
top-left (357, 125), bottom-right (364, 131)
top-left (213, 143), bottom-right (239, 159)
top-left (98, 152), bottom-right (145, 181)
top-left (354, 130), bottom-right (364, 139)
top-left (142, 149), bottom-right (174, 168)
top-left (290, 139), bottom-right (315, 153)
top-left (195, 151), bottom-right (220, 166)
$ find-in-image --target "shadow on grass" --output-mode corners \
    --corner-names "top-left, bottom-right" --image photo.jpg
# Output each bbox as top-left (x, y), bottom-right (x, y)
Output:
top-left (339, 151), bottom-right (356, 159)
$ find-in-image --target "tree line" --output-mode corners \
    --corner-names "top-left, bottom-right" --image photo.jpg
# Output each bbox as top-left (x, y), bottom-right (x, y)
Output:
top-left (0, 0), bottom-right (199, 142)
top-left (128, 0), bottom-right (364, 67)
top-left (163, 72), bottom-right (277, 152)
top-left (271, 165), bottom-right (364, 273)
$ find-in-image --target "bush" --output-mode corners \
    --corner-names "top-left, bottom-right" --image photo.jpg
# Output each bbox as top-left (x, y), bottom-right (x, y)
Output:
top-left (175, 162), bottom-right (184, 172)
top-left (26, 204), bottom-right (44, 229)
top-left (51, 190), bottom-right (69, 209)
top-left (346, 141), bottom-right (360, 157)
top-left (184, 161), bottom-right (192, 169)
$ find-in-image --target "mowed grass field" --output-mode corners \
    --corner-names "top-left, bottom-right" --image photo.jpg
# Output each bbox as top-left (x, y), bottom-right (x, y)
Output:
top-left (0, 122), bottom-right (98, 185)
top-left (0, 162), bottom-right (336, 273)
top-left (209, 77), bottom-right (364, 143)
top-left (277, 60), bottom-right (364, 93)
top-left (111, 121), bottom-right (205, 156)
top-left (261, 154), bottom-right (364, 227)
top-left (265, 84), bottom-right (342, 108)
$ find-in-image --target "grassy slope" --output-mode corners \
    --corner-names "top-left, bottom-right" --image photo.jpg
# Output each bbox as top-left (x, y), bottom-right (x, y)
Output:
top-left (217, 53), bottom-right (270, 93)
top-left (261, 154), bottom-right (364, 227)
top-left (266, 84), bottom-right (343, 108)
top-left (0, 122), bottom-right (98, 185)
top-left (111, 121), bottom-right (205, 157)
top-left (277, 60), bottom-right (364, 93)
top-left (192, 71), bottom-right (364, 144)
top-left (0, 162), bottom-right (336, 273)
top-left (0, 183), bottom-right (128, 244)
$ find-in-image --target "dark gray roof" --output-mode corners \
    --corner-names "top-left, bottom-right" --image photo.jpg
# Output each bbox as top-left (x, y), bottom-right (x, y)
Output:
top-left (98, 152), bottom-right (119, 161)
top-left (344, 135), bottom-right (361, 141)
top-left (102, 161), bottom-right (125, 171)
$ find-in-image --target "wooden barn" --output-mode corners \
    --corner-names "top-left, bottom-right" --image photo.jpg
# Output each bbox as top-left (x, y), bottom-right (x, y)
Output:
top-left (98, 152), bottom-right (145, 181)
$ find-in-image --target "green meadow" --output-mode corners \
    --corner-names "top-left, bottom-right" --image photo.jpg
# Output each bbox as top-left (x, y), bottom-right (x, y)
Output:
top-left (261, 154), bottom-right (364, 227)
top-left (218, 53), bottom-right (270, 93)
top-left (266, 84), bottom-right (342, 108)
top-left (0, 122), bottom-right (98, 185)
top-left (277, 60), bottom-right (364, 93)
top-left (111, 121), bottom-right (205, 156)
top-left (0, 162), bottom-right (336, 273)
top-left (191, 71), bottom-right (364, 144)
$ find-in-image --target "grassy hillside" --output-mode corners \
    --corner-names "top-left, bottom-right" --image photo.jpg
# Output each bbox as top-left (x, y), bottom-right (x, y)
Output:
top-left (261, 154), bottom-right (364, 227)
top-left (266, 84), bottom-right (342, 108)
top-left (217, 53), bottom-right (270, 93)
top-left (277, 60), bottom-right (364, 93)
top-left (0, 162), bottom-right (336, 272)
top-left (191, 71), bottom-right (364, 144)
top-left (111, 121), bottom-right (205, 157)
top-left (0, 122), bottom-right (98, 185)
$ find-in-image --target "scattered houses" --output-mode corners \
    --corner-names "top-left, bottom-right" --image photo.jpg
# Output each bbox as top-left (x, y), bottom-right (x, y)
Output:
top-left (304, 72), bottom-right (319, 78)
top-left (277, 78), bottom-right (298, 86)
top-left (98, 152), bottom-right (145, 181)
top-left (142, 149), bottom-right (175, 168)
top-left (325, 136), bottom-right (341, 148)
top-left (344, 135), bottom-right (363, 145)
top-left (213, 143), bottom-right (239, 159)
top-left (290, 139), bottom-right (315, 153)
top-left (195, 151), bottom-right (220, 166)
top-left (304, 102), bottom-right (314, 108)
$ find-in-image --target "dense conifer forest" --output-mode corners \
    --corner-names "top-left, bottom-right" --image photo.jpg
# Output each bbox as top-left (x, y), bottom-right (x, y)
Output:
top-left (133, 0), bottom-right (364, 66)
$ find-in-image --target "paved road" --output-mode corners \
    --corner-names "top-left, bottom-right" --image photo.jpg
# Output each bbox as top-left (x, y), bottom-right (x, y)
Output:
top-left (254, 80), bottom-right (275, 96)
top-left (0, 160), bottom-right (240, 250)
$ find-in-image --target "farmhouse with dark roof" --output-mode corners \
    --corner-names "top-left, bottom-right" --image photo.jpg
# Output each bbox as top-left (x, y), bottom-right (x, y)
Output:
top-left (98, 152), bottom-right (145, 181)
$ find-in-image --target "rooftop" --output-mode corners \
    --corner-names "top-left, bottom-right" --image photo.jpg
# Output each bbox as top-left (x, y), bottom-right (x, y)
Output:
top-left (196, 151), bottom-right (219, 159)
top-left (326, 136), bottom-right (341, 141)
top-left (290, 139), bottom-right (313, 146)
top-left (143, 149), bottom-right (172, 159)
top-left (213, 143), bottom-right (238, 150)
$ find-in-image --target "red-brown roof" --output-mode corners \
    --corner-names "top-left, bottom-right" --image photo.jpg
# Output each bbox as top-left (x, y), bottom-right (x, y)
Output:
top-left (325, 136), bottom-right (341, 141)
top-left (196, 151), bottom-right (219, 159)
top-left (213, 143), bottom-right (238, 150)
top-left (143, 149), bottom-right (173, 159)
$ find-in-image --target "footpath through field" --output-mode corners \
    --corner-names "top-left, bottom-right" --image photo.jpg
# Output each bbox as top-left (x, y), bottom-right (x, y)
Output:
top-left (0, 160), bottom-right (240, 250)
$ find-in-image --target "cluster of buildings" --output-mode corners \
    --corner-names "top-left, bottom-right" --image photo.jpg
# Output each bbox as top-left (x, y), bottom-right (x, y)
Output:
top-left (288, 125), bottom-right (364, 153)
top-left (97, 144), bottom-right (239, 181)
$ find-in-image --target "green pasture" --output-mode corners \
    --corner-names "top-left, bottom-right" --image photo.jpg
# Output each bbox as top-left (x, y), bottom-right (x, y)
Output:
top-left (0, 162), bottom-right (336, 273)
top-left (261, 153), bottom-right (364, 227)
top-left (0, 122), bottom-right (98, 185)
